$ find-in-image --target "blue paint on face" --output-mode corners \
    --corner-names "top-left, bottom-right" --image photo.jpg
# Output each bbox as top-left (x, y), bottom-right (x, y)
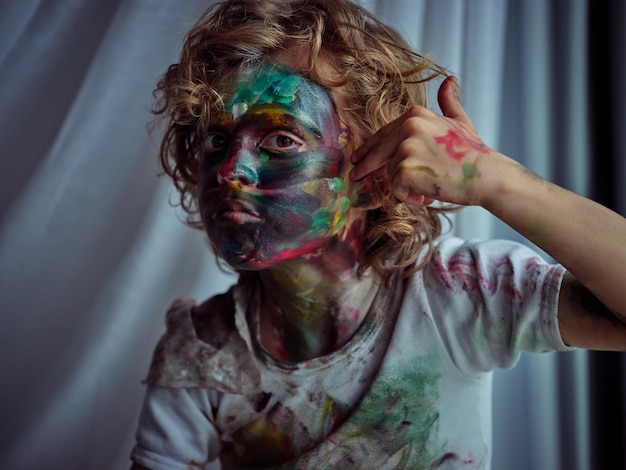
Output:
top-left (197, 62), bottom-right (355, 269)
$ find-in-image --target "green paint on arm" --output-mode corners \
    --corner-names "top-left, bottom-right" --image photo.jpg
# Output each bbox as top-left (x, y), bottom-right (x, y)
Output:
top-left (462, 162), bottom-right (481, 185)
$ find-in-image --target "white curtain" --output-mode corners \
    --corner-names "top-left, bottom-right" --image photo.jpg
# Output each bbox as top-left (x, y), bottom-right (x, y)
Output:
top-left (0, 1), bottom-right (623, 469)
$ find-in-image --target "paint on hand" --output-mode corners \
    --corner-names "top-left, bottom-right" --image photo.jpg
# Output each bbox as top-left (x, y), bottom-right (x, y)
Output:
top-left (462, 162), bottom-right (481, 185)
top-left (434, 129), bottom-right (486, 162)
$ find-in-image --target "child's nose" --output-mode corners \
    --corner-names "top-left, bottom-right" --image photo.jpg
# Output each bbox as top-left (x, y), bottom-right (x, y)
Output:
top-left (216, 145), bottom-right (258, 187)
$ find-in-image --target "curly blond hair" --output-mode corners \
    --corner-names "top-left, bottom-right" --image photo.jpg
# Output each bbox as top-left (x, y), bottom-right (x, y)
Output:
top-left (154, 0), bottom-right (453, 281)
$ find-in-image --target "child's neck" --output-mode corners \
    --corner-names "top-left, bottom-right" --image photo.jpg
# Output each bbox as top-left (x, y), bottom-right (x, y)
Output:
top-left (257, 238), bottom-right (379, 362)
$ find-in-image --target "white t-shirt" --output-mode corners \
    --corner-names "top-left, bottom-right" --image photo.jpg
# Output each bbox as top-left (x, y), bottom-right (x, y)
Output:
top-left (131, 237), bottom-right (572, 469)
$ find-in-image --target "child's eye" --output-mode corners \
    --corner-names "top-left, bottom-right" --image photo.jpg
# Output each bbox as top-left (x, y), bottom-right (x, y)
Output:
top-left (202, 132), bottom-right (229, 153)
top-left (261, 131), bottom-right (306, 152)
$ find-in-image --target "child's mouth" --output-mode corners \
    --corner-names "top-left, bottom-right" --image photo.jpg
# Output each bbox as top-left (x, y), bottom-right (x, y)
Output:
top-left (212, 200), bottom-right (263, 225)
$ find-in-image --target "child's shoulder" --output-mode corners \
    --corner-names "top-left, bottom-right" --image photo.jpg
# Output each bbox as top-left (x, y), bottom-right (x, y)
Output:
top-left (158, 288), bottom-right (239, 349)
top-left (146, 286), bottom-right (261, 392)
top-left (190, 288), bottom-right (238, 347)
top-left (432, 235), bottom-right (546, 261)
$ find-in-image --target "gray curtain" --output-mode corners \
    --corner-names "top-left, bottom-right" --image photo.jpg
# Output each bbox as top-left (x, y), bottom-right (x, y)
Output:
top-left (0, 1), bottom-right (623, 469)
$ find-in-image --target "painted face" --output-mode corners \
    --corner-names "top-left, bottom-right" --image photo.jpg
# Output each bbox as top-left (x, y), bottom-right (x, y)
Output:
top-left (197, 62), bottom-right (355, 270)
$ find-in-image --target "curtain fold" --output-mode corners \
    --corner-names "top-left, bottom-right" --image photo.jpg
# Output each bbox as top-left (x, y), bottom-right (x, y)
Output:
top-left (587, 2), bottom-right (626, 468)
top-left (0, 2), bottom-right (235, 468)
top-left (0, 1), bottom-right (622, 468)
top-left (0, 0), bottom-right (124, 219)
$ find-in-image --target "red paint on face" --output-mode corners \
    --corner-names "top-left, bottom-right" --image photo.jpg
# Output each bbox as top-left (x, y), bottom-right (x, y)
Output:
top-left (196, 63), bottom-right (355, 270)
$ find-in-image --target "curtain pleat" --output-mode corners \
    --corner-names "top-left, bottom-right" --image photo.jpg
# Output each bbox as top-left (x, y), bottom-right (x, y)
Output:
top-left (587, 1), bottom-right (626, 468)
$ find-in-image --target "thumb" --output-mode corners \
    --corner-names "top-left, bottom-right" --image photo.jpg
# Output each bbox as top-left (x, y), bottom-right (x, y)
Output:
top-left (437, 76), bottom-right (471, 125)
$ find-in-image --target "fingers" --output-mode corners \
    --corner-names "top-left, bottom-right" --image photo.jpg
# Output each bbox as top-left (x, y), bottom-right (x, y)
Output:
top-left (437, 76), bottom-right (472, 127)
top-left (394, 190), bottom-right (435, 206)
top-left (349, 106), bottom-right (431, 182)
top-left (348, 76), bottom-right (477, 207)
top-left (350, 106), bottom-right (428, 162)
top-left (350, 119), bottom-right (395, 165)
top-left (348, 124), bottom-right (400, 181)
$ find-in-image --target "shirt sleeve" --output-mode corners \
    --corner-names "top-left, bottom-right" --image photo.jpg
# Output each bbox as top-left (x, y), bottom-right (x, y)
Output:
top-left (423, 237), bottom-right (573, 374)
top-left (130, 385), bottom-right (222, 470)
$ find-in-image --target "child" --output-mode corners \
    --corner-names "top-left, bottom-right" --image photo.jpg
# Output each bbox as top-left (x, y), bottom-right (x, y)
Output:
top-left (130, 0), bottom-right (626, 468)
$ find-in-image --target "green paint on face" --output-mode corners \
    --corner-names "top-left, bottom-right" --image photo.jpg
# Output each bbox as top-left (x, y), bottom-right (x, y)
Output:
top-left (228, 67), bottom-right (303, 117)
top-left (310, 195), bottom-right (352, 234)
top-left (199, 61), bottom-right (356, 270)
